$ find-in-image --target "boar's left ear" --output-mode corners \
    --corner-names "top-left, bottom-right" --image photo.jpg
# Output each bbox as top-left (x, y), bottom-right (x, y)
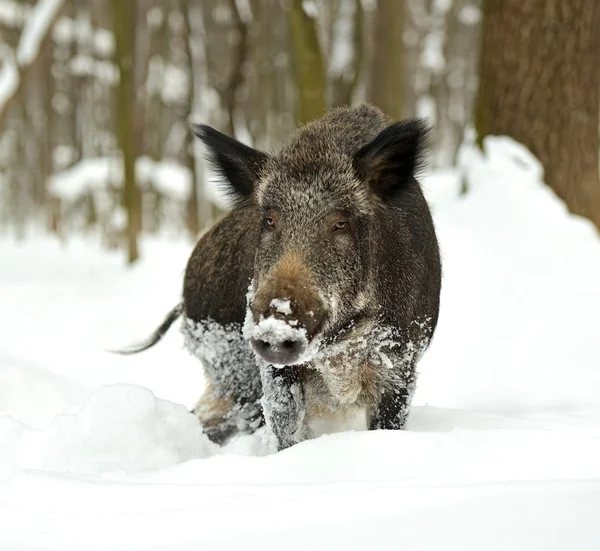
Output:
top-left (192, 124), bottom-right (269, 201)
top-left (353, 119), bottom-right (430, 201)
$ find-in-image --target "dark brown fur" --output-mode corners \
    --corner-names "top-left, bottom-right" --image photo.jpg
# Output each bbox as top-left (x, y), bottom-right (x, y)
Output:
top-left (122, 104), bottom-right (441, 450)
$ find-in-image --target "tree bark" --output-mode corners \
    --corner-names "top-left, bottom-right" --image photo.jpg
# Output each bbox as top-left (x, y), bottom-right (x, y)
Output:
top-left (475, 0), bottom-right (600, 229)
top-left (367, 0), bottom-right (404, 120)
top-left (288, 0), bottom-right (326, 124)
top-left (112, 0), bottom-right (140, 263)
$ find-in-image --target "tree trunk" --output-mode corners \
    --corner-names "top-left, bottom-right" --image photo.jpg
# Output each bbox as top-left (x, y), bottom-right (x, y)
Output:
top-left (367, 0), bottom-right (404, 120)
top-left (180, 0), bottom-right (201, 238)
top-left (330, 0), bottom-right (364, 108)
top-left (288, 0), bottom-right (326, 124)
top-left (221, 0), bottom-right (249, 138)
top-left (112, 0), bottom-right (140, 263)
top-left (475, 0), bottom-right (600, 229)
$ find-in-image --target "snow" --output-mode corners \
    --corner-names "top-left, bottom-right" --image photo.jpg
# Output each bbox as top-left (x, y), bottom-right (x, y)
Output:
top-left (301, 0), bottom-right (319, 19)
top-left (1, 137), bottom-right (600, 549)
top-left (1, 385), bottom-right (219, 478)
top-left (16, 0), bottom-right (64, 65)
top-left (244, 313), bottom-right (312, 366)
top-left (0, 1), bottom-right (21, 26)
top-left (69, 55), bottom-right (118, 81)
top-left (0, 0), bottom-right (64, 112)
top-left (49, 156), bottom-right (192, 202)
top-left (269, 298), bottom-right (292, 316)
top-left (459, 4), bottom-right (482, 26)
top-left (328, 0), bottom-right (355, 79)
top-left (0, 45), bottom-right (18, 110)
top-left (418, 135), bottom-right (600, 411)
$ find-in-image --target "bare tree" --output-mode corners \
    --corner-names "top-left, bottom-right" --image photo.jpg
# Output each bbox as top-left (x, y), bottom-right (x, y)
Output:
top-left (366, 0), bottom-right (404, 120)
top-left (111, 0), bottom-right (139, 263)
top-left (288, 0), bottom-right (326, 123)
top-left (179, 0), bottom-right (201, 238)
top-left (329, 0), bottom-right (364, 108)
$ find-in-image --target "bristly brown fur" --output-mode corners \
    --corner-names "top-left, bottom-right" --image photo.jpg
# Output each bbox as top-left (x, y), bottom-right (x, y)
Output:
top-left (125, 104), bottom-right (441, 451)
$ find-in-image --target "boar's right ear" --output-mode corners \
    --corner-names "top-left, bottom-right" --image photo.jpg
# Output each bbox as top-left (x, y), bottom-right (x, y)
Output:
top-left (353, 119), bottom-right (430, 202)
top-left (192, 124), bottom-right (269, 201)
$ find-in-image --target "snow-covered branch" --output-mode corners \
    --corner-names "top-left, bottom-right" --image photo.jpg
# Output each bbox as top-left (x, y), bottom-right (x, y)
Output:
top-left (0, 0), bottom-right (64, 127)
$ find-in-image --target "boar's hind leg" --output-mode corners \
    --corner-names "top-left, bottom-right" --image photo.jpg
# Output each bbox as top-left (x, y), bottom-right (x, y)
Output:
top-left (368, 361), bottom-right (417, 431)
top-left (192, 382), bottom-right (263, 445)
top-left (260, 365), bottom-right (306, 450)
top-left (192, 383), bottom-right (237, 445)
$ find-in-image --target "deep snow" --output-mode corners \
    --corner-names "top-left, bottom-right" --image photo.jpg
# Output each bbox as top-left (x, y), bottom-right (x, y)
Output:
top-left (1, 137), bottom-right (600, 550)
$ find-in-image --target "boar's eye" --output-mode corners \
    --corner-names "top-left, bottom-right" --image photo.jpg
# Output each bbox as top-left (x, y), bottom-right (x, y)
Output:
top-left (264, 216), bottom-right (276, 230)
top-left (331, 220), bottom-right (347, 233)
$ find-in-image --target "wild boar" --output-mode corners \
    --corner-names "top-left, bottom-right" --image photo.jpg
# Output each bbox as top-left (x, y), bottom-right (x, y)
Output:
top-left (123, 104), bottom-right (441, 451)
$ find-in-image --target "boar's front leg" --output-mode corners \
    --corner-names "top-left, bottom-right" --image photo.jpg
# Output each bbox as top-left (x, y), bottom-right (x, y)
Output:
top-left (368, 357), bottom-right (418, 431)
top-left (260, 365), bottom-right (306, 450)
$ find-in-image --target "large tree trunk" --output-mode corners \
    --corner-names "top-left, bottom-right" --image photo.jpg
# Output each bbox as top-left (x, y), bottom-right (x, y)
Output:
top-left (366, 0), bottom-right (404, 120)
top-left (288, 0), bottom-right (326, 124)
top-left (475, 0), bottom-right (600, 229)
top-left (112, 0), bottom-right (140, 263)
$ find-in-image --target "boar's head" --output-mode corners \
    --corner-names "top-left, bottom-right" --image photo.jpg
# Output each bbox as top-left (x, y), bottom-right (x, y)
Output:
top-left (194, 106), bottom-right (429, 367)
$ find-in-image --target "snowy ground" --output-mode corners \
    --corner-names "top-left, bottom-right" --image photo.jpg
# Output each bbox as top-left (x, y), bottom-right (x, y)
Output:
top-left (1, 138), bottom-right (600, 550)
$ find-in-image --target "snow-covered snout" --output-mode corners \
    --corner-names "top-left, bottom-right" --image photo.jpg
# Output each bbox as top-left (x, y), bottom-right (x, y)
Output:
top-left (248, 251), bottom-right (326, 366)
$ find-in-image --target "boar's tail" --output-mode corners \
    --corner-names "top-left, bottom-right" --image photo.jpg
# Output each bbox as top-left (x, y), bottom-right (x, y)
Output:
top-left (110, 302), bottom-right (184, 355)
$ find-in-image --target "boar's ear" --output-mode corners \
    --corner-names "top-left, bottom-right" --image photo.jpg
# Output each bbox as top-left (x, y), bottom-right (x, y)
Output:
top-left (192, 124), bottom-right (269, 201)
top-left (353, 119), bottom-right (430, 201)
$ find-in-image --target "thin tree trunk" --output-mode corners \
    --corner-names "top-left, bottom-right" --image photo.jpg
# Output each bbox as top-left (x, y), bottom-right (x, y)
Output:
top-left (180, 0), bottom-right (201, 238)
top-left (38, 38), bottom-right (55, 210)
top-left (475, 0), bottom-right (600, 230)
top-left (330, 0), bottom-right (364, 108)
top-left (222, 0), bottom-right (249, 138)
top-left (367, 0), bottom-right (404, 120)
top-left (288, 0), bottom-right (326, 124)
top-left (112, 0), bottom-right (140, 263)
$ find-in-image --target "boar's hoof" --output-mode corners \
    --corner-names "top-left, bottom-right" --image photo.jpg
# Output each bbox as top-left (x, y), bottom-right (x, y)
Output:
top-left (250, 336), bottom-right (305, 366)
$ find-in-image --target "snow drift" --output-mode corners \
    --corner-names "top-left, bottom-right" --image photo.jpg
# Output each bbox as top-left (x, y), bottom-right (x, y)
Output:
top-left (1, 136), bottom-right (600, 550)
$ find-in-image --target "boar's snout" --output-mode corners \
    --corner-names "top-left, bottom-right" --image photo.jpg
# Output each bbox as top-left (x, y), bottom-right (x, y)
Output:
top-left (250, 333), bottom-right (306, 366)
top-left (249, 251), bottom-right (326, 366)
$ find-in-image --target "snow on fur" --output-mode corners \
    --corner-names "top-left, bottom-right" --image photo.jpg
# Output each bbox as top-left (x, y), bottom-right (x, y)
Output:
top-left (269, 298), bottom-right (292, 316)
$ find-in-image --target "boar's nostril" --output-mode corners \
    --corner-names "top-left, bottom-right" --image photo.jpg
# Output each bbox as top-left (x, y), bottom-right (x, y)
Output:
top-left (250, 336), bottom-right (305, 366)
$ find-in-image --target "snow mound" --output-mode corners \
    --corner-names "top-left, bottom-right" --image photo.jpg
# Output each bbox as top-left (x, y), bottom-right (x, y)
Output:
top-left (0, 359), bottom-right (86, 427)
top-left (416, 135), bottom-right (600, 411)
top-left (0, 384), bottom-right (219, 478)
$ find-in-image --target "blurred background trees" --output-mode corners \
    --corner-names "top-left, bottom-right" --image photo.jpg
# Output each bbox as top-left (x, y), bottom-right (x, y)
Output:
top-left (0, 0), bottom-right (598, 263)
